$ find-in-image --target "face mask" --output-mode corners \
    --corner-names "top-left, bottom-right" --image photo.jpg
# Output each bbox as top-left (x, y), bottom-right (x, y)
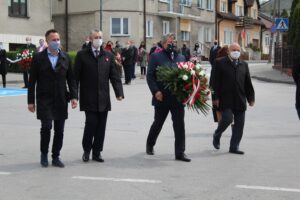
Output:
top-left (85, 40), bottom-right (89, 44)
top-left (92, 39), bottom-right (103, 49)
top-left (214, 42), bottom-right (218, 45)
top-left (26, 41), bottom-right (31, 45)
top-left (230, 51), bottom-right (241, 60)
top-left (166, 43), bottom-right (175, 53)
top-left (49, 40), bottom-right (61, 51)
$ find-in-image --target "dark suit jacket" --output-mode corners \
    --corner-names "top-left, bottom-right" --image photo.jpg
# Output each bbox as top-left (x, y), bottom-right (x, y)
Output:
top-left (0, 49), bottom-right (7, 75)
top-left (293, 55), bottom-right (300, 114)
top-left (147, 50), bottom-right (186, 108)
top-left (121, 47), bottom-right (134, 66)
top-left (28, 49), bottom-right (77, 120)
top-left (209, 45), bottom-right (221, 65)
top-left (74, 47), bottom-right (124, 112)
top-left (212, 56), bottom-right (255, 111)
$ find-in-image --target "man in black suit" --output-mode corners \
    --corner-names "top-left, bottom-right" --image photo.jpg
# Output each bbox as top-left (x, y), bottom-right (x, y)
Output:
top-left (121, 41), bottom-right (134, 84)
top-left (0, 44), bottom-right (7, 88)
top-left (292, 55), bottom-right (300, 119)
top-left (74, 29), bottom-right (124, 163)
top-left (209, 40), bottom-right (221, 66)
top-left (146, 33), bottom-right (191, 162)
top-left (22, 37), bottom-right (37, 88)
top-left (28, 29), bottom-right (78, 168)
top-left (180, 42), bottom-right (191, 61)
top-left (212, 43), bottom-right (255, 155)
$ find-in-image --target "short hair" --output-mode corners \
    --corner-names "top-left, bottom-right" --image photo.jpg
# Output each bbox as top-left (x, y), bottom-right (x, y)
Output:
top-left (161, 33), bottom-right (176, 45)
top-left (89, 29), bottom-right (102, 36)
top-left (45, 29), bottom-right (58, 38)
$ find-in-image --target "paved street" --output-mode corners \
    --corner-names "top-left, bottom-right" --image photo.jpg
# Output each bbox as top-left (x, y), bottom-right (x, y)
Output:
top-left (0, 63), bottom-right (299, 200)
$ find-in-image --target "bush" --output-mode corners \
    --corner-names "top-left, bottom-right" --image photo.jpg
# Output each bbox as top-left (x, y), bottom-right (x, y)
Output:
top-left (6, 51), bottom-right (78, 73)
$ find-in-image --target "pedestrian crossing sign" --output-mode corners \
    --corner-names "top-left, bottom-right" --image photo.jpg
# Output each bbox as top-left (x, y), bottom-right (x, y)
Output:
top-left (275, 18), bottom-right (289, 31)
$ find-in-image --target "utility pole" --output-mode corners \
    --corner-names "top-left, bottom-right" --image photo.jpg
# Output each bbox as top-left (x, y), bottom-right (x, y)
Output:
top-left (143, 0), bottom-right (146, 48)
top-left (268, 0), bottom-right (277, 63)
top-left (65, 0), bottom-right (69, 51)
top-left (100, 0), bottom-right (103, 30)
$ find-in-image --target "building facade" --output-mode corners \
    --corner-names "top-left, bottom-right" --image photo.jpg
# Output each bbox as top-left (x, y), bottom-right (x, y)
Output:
top-left (0, 0), bottom-right (54, 51)
top-left (216, 0), bottom-right (263, 57)
top-left (52, 0), bottom-right (216, 57)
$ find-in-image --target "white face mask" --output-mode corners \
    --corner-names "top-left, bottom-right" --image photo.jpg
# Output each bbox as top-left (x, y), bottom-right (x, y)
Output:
top-left (230, 51), bottom-right (241, 60)
top-left (92, 39), bottom-right (103, 49)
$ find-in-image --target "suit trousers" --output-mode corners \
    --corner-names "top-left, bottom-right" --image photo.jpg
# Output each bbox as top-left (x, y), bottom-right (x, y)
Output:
top-left (82, 111), bottom-right (108, 156)
top-left (1, 74), bottom-right (6, 87)
top-left (123, 64), bottom-right (131, 84)
top-left (23, 71), bottom-right (28, 88)
top-left (147, 106), bottom-right (185, 156)
top-left (214, 109), bottom-right (245, 150)
top-left (40, 119), bottom-right (65, 158)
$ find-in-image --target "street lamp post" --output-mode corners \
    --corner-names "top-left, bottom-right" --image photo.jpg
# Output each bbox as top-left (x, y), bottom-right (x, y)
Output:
top-left (100, 0), bottom-right (103, 30)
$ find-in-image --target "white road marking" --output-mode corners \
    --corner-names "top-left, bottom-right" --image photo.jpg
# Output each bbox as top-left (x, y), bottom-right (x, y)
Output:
top-left (0, 172), bottom-right (11, 175)
top-left (72, 176), bottom-right (161, 184)
top-left (236, 185), bottom-right (300, 193)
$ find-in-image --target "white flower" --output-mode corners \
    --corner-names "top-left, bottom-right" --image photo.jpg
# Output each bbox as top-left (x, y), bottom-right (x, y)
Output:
top-left (190, 70), bottom-right (196, 75)
top-left (199, 70), bottom-right (205, 76)
top-left (195, 64), bottom-right (201, 70)
top-left (182, 75), bottom-right (189, 81)
top-left (183, 64), bottom-right (188, 69)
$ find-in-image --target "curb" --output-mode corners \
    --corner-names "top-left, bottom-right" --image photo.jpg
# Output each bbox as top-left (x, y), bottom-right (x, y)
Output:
top-left (251, 76), bottom-right (295, 85)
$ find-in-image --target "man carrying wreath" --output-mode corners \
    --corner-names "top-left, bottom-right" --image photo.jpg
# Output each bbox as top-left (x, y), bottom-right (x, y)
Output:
top-left (146, 33), bottom-right (191, 162)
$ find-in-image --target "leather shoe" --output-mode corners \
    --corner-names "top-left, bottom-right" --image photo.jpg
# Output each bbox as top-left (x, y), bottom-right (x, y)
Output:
top-left (146, 145), bottom-right (154, 155)
top-left (40, 154), bottom-right (48, 167)
top-left (82, 152), bottom-right (90, 162)
top-left (52, 158), bottom-right (65, 168)
top-left (229, 149), bottom-right (244, 155)
top-left (213, 136), bottom-right (220, 150)
top-left (175, 154), bottom-right (191, 162)
top-left (92, 154), bottom-right (104, 162)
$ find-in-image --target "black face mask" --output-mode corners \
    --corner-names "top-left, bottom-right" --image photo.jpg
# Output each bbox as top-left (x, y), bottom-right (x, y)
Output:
top-left (166, 43), bottom-right (175, 53)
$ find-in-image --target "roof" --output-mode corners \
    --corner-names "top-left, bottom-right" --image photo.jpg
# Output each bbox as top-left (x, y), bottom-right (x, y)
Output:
top-left (244, 0), bottom-right (261, 9)
top-left (217, 12), bottom-right (241, 21)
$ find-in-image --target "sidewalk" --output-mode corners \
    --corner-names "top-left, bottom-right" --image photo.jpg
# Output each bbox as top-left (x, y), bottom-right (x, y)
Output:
top-left (0, 61), bottom-right (295, 86)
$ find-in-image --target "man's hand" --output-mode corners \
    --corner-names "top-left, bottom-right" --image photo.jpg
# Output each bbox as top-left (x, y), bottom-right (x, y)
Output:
top-left (28, 104), bottom-right (35, 113)
top-left (155, 91), bottom-right (163, 102)
top-left (212, 100), bottom-right (219, 108)
top-left (71, 99), bottom-right (78, 109)
top-left (249, 101), bottom-right (255, 107)
top-left (117, 96), bottom-right (123, 101)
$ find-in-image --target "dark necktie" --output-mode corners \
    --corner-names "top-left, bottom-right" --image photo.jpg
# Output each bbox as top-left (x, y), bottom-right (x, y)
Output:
top-left (95, 50), bottom-right (99, 58)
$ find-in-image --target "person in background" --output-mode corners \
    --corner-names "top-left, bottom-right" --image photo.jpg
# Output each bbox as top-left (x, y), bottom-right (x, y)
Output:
top-left (209, 40), bottom-right (221, 66)
top-left (122, 41), bottom-right (135, 85)
top-left (180, 42), bottom-right (191, 62)
top-left (28, 29), bottom-right (78, 168)
top-left (191, 42), bottom-right (202, 64)
top-left (0, 43), bottom-right (7, 88)
top-left (104, 40), bottom-right (114, 54)
top-left (138, 41), bottom-right (148, 79)
top-left (74, 29), bottom-right (124, 163)
top-left (22, 36), bottom-right (37, 88)
top-left (82, 36), bottom-right (91, 50)
top-left (149, 42), bottom-right (157, 56)
top-left (131, 40), bottom-right (138, 80)
top-left (212, 43), bottom-right (255, 155)
top-left (292, 54), bottom-right (300, 119)
top-left (37, 39), bottom-right (48, 52)
top-left (209, 45), bottom-right (229, 123)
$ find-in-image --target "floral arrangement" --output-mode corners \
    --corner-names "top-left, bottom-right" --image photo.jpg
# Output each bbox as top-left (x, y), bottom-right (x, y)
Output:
top-left (156, 61), bottom-right (210, 114)
top-left (16, 49), bottom-right (34, 70)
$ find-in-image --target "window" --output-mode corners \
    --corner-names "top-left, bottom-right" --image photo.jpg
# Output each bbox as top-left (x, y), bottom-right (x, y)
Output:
top-left (8, 0), bottom-right (28, 17)
top-left (204, 27), bottom-right (212, 42)
top-left (181, 31), bottom-right (190, 41)
top-left (180, 0), bottom-right (192, 6)
top-left (220, 1), bottom-right (227, 13)
top-left (224, 29), bottom-right (233, 45)
top-left (253, 9), bottom-right (257, 19)
top-left (111, 17), bottom-right (129, 36)
top-left (235, 5), bottom-right (244, 16)
top-left (197, 0), bottom-right (205, 9)
top-left (206, 0), bottom-right (212, 10)
top-left (163, 21), bottom-right (170, 35)
top-left (159, 0), bottom-right (170, 3)
top-left (265, 35), bottom-right (270, 46)
top-left (146, 20), bottom-right (153, 38)
top-left (246, 32), bottom-right (251, 46)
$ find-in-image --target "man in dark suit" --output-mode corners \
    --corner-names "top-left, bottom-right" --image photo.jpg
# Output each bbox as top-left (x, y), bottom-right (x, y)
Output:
top-left (28, 29), bottom-right (78, 168)
top-left (74, 29), bottom-right (124, 163)
top-left (180, 42), bottom-right (191, 62)
top-left (292, 55), bottom-right (300, 119)
top-left (212, 43), bottom-right (255, 155)
top-left (22, 37), bottom-right (37, 88)
top-left (121, 41), bottom-right (134, 84)
top-left (209, 40), bottom-right (221, 66)
top-left (146, 33), bottom-right (191, 162)
top-left (0, 44), bottom-right (7, 88)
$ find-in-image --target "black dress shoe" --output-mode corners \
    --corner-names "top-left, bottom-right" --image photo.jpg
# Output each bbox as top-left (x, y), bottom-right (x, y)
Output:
top-left (40, 154), bottom-right (48, 167)
top-left (175, 154), bottom-right (191, 162)
top-left (82, 152), bottom-right (90, 162)
top-left (92, 154), bottom-right (104, 162)
top-left (146, 145), bottom-right (154, 155)
top-left (52, 158), bottom-right (65, 168)
top-left (229, 149), bottom-right (244, 155)
top-left (213, 136), bottom-right (220, 150)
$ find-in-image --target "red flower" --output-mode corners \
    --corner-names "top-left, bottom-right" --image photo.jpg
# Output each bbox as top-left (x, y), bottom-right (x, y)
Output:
top-left (105, 57), bottom-right (109, 62)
